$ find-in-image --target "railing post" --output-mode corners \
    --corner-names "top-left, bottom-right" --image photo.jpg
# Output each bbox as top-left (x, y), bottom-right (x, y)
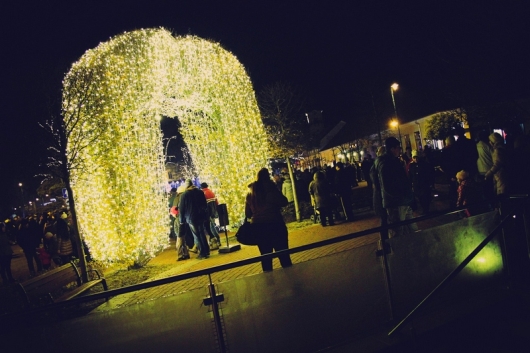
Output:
top-left (499, 196), bottom-right (530, 289)
top-left (207, 274), bottom-right (227, 353)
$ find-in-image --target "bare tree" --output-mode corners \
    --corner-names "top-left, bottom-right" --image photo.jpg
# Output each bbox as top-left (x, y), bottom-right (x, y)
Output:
top-left (39, 66), bottom-right (109, 281)
top-left (258, 82), bottom-right (308, 221)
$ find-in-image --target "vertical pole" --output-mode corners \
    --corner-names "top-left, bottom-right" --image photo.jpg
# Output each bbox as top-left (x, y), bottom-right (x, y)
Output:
top-left (390, 86), bottom-right (402, 147)
top-left (19, 184), bottom-right (25, 218)
top-left (208, 274), bottom-right (226, 353)
top-left (286, 157), bottom-right (301, 221)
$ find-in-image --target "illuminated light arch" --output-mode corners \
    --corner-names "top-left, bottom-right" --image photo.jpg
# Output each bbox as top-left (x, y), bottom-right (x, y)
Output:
top-left (63, 28), bottom-right (268, 265)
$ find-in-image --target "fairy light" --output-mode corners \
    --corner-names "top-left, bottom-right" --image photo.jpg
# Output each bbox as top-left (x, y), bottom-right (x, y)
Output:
top-left (63, 28), bottom-right (268, 265)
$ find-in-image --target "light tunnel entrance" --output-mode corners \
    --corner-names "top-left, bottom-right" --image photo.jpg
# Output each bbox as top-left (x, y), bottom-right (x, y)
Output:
top-left (63, 28), bottom-right (268, 265)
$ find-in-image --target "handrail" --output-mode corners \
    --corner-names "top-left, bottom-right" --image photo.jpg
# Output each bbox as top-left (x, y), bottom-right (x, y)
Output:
top-left (387, 204), bottom-right (519, 336)
top-left (0, 201), bottom-right (496, 321)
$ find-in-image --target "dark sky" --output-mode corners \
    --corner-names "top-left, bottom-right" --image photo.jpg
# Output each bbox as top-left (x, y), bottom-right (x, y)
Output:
top-left (1, 0), bottom-right (529, 212)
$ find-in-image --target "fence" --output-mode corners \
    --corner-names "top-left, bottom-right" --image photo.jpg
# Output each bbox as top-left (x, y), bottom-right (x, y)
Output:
top-left (1, 197), bottom-right (528, 352)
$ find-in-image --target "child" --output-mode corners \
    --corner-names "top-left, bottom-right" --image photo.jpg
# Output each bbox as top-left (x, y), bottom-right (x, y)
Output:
top-left (36, 243), bottom-right (52, 270)
top-left (456, 170), bottom-right (480, 217)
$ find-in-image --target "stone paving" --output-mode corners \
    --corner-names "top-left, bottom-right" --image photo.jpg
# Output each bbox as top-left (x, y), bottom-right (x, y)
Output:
top-left (96, 214), bottom-right (382, 310)
top-left (6, 181), bottom-right (451, 312)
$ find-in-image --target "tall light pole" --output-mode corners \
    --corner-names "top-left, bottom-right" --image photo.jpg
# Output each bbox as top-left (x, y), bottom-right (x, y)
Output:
top-left (18, 183), bottom-right (25, 218)
top-left (390, 83), bottom-right (402, 146)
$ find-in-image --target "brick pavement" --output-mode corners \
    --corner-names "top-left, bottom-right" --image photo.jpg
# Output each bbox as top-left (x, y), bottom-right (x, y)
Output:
top-left (7, 181), bottom-right (450, 311)
top-left (96, 214), bottom-right (382, 310)
top-left (95, 181), bottom-right (452, 310)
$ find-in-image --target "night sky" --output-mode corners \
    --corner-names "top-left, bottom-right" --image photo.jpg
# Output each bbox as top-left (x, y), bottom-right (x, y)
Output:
top-left (1, 0), bottom-right (529, 213)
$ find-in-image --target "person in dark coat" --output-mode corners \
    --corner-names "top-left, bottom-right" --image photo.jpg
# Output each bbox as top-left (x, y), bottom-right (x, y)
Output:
top-left (334, 162), bottom-right (354, 221)
top-left (245, 168), bottom-right (292, 272)
top-left (172, 184), bottom-right (190, 261)
top-left (178, 179), bottom-right (210, 259)
top-left (55, 213), bottom-right (73, 265)
top-left (200, 182), bottom-right (221, 250)
top-left (17, 218), bottom-right (43, 275)
top-left (309, 171), bottom-right (335, 227)
top-left (408, 150), bottom-right (435, 215)
top-left (0, 222), bottom-right (15, 283)
top-left (451, 125), bottom-right (479, 178)
top-left (375, 137), bottom-right (417, 237)
top-left (361, 155), bottom-right (374, 190)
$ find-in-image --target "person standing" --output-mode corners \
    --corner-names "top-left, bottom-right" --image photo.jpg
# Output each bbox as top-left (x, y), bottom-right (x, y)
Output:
top-left (440, 135), bottom-right (459, 207)
top-left (376, 137), bottom-right (417, 237)
top-left (408, 150), bottom-right (435, 215)
top-left (167, 187), bottom-right (178, 239)
top-left (309, 171), bottom-right (335, 227)
top-left (56, 213), bottom-right (73, 265)
top-left (179, 179), bottom-right (210, 260)
top-left (361, 155), bottom-right (374, 190)
top-left (476, 130), bottom-right (494, 203)
top-left (371, 146), bottom-right (387, 227)
top-left (17, 218), bottom-right (43, 275)
top-left (452, 125), bottom-right (479, 178)
top-left (0, 222), bottom-right (15, 284)
top-left (172, 184), bottom-right (190, 261)
top-left (456, 170), bottom-right (481, 217)
top-left (334, 162), bottom-right (354, 221)
top-left (245, 168), bottom-right (292, 272)
top-left (200, 182), bottom-right (221, 250)
top-left (280, 168), bottom-right (294, 203)
top-left (485, 133), bottom-right (510, 198)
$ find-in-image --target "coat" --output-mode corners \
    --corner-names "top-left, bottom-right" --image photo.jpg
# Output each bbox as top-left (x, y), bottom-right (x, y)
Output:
top-left (178, 186), bottom-right (208, 225)
top-left (281, 175), bottom-right (294, 202)
top-left (485, 142), bottom-right (509, 195)
top-left (0, 230), bottom-right (13, 257)
top-left (245, 180), bottom-right (288, 224)
top-left (376, 153), bottom-right (414, 209)
top-left (308, 172), bottom-right (334, 210)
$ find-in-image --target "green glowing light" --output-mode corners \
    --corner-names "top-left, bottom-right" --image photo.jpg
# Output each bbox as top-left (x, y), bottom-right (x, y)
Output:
top-left (63, 28), bottom-right (268, 265)
top-left (455, 230), bottom-right (503, 276)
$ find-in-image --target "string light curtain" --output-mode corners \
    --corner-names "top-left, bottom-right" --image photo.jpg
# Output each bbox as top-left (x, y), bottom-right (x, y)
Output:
top-left (63, 28), bottom-right (268, 265)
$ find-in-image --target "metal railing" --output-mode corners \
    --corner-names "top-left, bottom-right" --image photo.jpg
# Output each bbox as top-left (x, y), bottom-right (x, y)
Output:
top-left (388, 194), bottom-right (529, 336)
top-left (2, 196), bottom-right (527, 352)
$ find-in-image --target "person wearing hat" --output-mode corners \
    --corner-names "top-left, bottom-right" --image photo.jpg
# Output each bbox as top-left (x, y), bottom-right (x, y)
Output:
top-left (408, 149), bottom-right (435, 215)
top-left (374, 137), bottom-right (417, 237)
top-left (178, 179), bottom-right (210, 259)
top-left (200, 182), bottom-right (221, 250)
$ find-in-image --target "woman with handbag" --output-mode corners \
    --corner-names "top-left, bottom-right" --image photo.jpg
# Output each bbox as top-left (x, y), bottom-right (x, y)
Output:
top-left (245, 168), bottom-right (293, 272)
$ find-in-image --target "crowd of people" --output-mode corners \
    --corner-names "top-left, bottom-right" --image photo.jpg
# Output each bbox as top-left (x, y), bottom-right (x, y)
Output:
top-left (4, 124), bottom-right (528, 282)
top-left (370, 124), bottom-right (530, 238)
top-left (0, 211), bottom-right (74, 285)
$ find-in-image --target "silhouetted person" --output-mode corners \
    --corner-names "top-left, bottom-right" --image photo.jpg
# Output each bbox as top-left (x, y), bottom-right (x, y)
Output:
top-left (245, 168), bottom-right (292, 272)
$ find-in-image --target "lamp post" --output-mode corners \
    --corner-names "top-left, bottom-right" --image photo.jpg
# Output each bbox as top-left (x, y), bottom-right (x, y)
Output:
top-left (390, 83), bottom-right (402, 146)
top-left (18, 183), bottom-right (25, 218)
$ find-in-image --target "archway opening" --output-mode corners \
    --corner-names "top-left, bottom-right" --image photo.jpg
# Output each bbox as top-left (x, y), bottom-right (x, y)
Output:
top-left (63, 29), bottom-right (268, 265)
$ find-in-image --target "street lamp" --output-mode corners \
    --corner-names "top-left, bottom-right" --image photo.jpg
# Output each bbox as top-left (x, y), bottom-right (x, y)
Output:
top-left (390, 83), bottom-right (402, 146)
top-left (18, 183), bottom-right (25, 218)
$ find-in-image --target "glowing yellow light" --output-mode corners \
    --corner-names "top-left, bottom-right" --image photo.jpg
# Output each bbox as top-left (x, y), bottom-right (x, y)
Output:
top-left (390, 120), bottom-right (398, 128)
top-left (63, 28), bottom-right (268, 266)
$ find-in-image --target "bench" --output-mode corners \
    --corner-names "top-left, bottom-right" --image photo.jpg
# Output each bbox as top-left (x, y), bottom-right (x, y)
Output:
top-left (17, 261), bottom-right (108, 306)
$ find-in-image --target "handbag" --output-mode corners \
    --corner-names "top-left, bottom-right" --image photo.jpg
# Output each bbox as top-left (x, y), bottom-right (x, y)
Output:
top-left (235, 221), bottom-right (259, 246)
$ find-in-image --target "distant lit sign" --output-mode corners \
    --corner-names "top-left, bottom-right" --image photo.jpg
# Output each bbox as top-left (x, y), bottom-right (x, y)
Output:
top-left (62, 188), bottom-right (68, 199)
